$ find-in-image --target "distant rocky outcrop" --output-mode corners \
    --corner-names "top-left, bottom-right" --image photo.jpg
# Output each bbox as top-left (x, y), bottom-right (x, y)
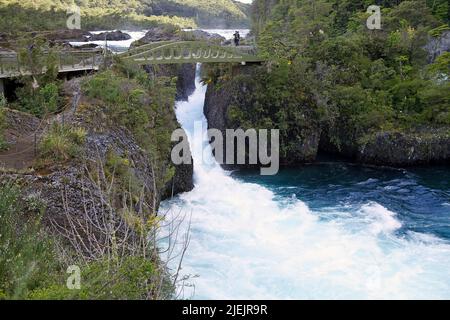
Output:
top-left (134, 27), bottom-right (226, 46)
top-left (70, 43), bottom-right (100, 50)
top-left (43, 29), bottom-right (92, 42)
top-left (134, 26), bottom-right (181, 44)
top-left (89, 30), bottom-right (131, 41)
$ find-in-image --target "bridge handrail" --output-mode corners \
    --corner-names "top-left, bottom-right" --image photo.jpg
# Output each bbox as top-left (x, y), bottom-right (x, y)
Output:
top-left (1, 41), bottom-right (264, 77)
top-left (120, 41), bottom-right (176, 57)
top-left (122, 41), bottom-right (259, 61)
top-left (0, 48), bottom-right (103, 77)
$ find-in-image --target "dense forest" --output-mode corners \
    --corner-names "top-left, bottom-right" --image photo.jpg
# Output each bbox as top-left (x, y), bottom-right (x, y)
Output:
top-left (150, 0), bottom-right (250, 27)
top-left (205, 0), bottom-right (449, 164)
top-left (0, 0), bottom-right (249, 32)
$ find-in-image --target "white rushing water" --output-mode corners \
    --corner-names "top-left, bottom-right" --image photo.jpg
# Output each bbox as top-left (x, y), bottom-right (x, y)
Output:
top-left (70, 30), bottom-right (147, 52)
top-left (161, 64), bottom-right (450, 300)
top-left (70, 28), bottom-right (251, 52)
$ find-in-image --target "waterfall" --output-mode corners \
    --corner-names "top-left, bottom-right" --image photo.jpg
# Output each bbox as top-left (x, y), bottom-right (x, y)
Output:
top-left (161, 64), bottom-right (450, 300)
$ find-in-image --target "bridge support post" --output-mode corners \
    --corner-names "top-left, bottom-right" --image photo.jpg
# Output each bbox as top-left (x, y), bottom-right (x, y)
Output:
top-left (0, 79), bottom-right (4, 97)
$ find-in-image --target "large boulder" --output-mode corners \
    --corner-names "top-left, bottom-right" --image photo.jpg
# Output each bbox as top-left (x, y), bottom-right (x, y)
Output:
top-left (134, 28), bottom-right (225, 46)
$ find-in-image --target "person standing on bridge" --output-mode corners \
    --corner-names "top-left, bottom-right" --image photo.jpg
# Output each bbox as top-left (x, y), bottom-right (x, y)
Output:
top-left (234, 31), bottom-right (240, 46)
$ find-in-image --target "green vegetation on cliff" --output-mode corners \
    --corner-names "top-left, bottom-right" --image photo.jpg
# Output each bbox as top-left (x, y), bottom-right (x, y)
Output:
top-left (82, 59), bottom-right (178, 192)
top-left (0, 51), bottom-right (186, 300)
top-left (223, 0), bottom-right (450, 159)
top-left (0, 182), bottom-right (172, 299)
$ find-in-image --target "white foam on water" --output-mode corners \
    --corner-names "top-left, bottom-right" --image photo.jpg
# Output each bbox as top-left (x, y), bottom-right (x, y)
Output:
top-left (161, 65), bottom-right (450, 300)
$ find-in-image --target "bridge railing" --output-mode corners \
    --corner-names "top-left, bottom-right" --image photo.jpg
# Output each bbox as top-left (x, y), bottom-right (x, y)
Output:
top-left (0, 48), bottom-right (103, 78)
top-left (121, 41), bottom-right (176, 58)
top-left (121, 41), bottom-right (264, 65)
top-left (1, 41), bottom-right (263, 77)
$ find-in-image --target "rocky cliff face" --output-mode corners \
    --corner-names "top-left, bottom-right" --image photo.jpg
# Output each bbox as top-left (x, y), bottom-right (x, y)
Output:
top-left (358, 129), bottom-right (450, 166)
top-left (205, 67), bottom-right (450, 168)
top-left (425, 31), bottom-right (450, 62)
top-left (204, 65), bottom-right (322, 168)
top-left (320, 125), bottom-right (450, 166)
top-left (176, 64), bottom-right (196, 101)
top-left (0, 76), bottom-right (194, 227)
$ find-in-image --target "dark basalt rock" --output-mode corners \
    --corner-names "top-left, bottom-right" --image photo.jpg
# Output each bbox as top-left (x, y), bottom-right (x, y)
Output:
top-left (43, 29), bottom-right (92, 42)
top-left (320, 125), bottom-right (450, 166)
top-left (89, 30), bottom-right (132, 41)
top-left (71, 43), bottom-right (100, 50)
top-left (204, 65), bottom-right (321, 168)
top-left (358, 129), bottom-right (450, 166)
top-left (176, 64), bottom-right (196, 101)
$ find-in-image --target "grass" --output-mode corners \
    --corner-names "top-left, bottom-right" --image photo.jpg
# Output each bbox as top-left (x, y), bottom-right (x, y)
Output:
top-left (38, 123), bottom-right (87, 165)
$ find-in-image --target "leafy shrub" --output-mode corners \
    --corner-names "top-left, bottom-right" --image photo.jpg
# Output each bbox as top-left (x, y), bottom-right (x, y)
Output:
top-left (38, 123), bottom-right (86, 164)
top-left (0, 183), bottom-right (61, 299)
top-left (28, 256), bottom-right (171, 300)
top-left (15, 82), bottom-right (61, 118)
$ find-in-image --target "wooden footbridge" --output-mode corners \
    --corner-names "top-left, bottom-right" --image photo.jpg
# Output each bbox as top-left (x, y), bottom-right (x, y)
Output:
top-left (0, 41), bottom-right (264, 80)
top-left (121, 41), bottom-right (264, 65)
